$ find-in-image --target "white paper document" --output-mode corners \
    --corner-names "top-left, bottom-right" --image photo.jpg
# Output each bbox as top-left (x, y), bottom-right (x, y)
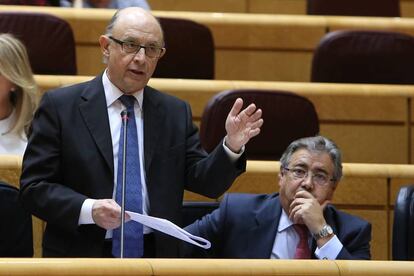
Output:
top-left (126, 211), bottom-right (211, 249)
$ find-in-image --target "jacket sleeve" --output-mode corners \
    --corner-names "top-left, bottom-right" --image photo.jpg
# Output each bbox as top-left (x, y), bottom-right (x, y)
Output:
top-left (336, 220), bottom-right (372, 260)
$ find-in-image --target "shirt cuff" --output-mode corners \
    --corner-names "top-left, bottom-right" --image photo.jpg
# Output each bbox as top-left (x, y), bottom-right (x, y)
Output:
top-left (222, 137), bottom-right (244, 162)
top-left (78, 198), bottom-right (96, 225)
top-left (314, 235), bottom-right (343, 260)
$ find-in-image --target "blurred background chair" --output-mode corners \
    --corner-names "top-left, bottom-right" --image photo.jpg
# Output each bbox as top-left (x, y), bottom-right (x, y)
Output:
top-left (0, 12), bottom-right (77, 75)
top-left (307, 0), bottom-right (400, 17)
top-left (311, 30), bottom-right (414, 84)
top-left (393, 185), bottom-right (414, 260)
top-left (181, 201), bottom-right (219, 226)
top-left (200, 89), bottom-right (319, 160)
top-left (154, 17), bottom-right (214, 79)
top-left (0, 181), bottom-right (33, 257)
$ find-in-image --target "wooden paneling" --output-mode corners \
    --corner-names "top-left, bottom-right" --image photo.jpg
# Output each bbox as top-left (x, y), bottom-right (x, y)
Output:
top-left (4, 6), bottom-right (414, 81)
top-left (148, 0), bottom-right (414, 18)
top-left (34, 76), bottom-right (414, 164)
top-left (248, 0), bottom-right (306, 14)
top-left (345, 210), bottom-right (389, 260)
top-left (320, 124), bottom-right (407, 164)
top-left (149, 0), bottom-right (247, 13)
top-left (3, 258), bottom-right (414, 276)
top-left (215, 50), bottom-right (313, 82)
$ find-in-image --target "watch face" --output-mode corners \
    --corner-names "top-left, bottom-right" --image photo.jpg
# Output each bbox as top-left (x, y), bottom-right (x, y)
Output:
top-left (326, 225), bottom-right (333, 235)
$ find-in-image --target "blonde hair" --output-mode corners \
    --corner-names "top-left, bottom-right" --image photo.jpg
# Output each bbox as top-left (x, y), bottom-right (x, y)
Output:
top-left (0, 33), bottom-right (38, 136)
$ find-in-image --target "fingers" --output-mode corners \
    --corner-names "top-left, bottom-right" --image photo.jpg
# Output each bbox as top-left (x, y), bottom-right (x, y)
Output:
top-left (228, 98), bottom-right (244, 119)
top-left (92, 199), bottom-right (123, 230)
top-left (237, 105), bottom-right (262, 124)
top-left (294, 190), bottom-right (314, 199)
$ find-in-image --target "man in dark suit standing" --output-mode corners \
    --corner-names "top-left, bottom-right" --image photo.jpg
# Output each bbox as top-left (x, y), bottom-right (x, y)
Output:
top-left (20, 7), bottom-right (263, 257)
top-left (182, 136), bottom-right (371, 260)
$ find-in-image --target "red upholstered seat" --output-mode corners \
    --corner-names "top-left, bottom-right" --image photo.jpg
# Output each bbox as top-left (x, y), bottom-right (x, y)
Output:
top-left (307, 0), bottom-right (400, 17)
top-left (0, 12), bottom-right (77, 75)
top-left (311, 30), bottom-right (414, 84)
top-left (200, 89), bottom-right (319, 160)
top-left (393, 185), bottom-right (414, 260)
top-left (154, 17), bottom-right (214, 79)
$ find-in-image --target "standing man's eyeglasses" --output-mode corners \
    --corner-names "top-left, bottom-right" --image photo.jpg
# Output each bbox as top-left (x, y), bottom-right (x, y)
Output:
top-left (109, 36), bottom-right (165, 58)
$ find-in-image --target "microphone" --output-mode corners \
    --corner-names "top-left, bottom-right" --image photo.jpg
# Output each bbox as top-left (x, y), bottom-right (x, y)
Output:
top-left (119, 109), bottom-right (129, 258)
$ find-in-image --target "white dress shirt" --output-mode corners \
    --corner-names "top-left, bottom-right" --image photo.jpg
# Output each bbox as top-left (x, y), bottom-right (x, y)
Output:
top-left (0, 108), bottom-right (27, 155)
top-left (271, 209), bottom-right (343, 260)
top-left (79, 71), bottom-right (242, 237)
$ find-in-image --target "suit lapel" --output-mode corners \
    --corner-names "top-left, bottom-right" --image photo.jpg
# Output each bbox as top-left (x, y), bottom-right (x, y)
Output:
top-left (78, 75), bottom-right (114, 174)
top-left (143, 86), bottom-right (165, 172)
top-left (245, 195), bottom-right (282, 258)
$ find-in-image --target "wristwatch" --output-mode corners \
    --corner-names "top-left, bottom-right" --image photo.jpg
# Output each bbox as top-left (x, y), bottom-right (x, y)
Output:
top-left (313, 224), bottom-right (334, 240)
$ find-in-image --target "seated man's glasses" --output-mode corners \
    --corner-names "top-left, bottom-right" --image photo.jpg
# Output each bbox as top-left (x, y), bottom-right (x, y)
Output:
top-left (283, 167), bottom-right (335, 186)
top-left (109, 36), bottom-right (165, 58)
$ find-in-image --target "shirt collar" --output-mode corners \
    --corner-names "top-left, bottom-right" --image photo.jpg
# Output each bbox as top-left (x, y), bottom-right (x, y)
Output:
top-left (102, 69), bottom-right (144, 110)
top-left (278, 209), bottom-right (294, 233)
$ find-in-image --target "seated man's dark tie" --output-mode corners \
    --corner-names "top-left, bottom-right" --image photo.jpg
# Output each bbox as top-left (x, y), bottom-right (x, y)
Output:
top-left (112, 95), bottom-right (143, 258)
top-left (293, 224), bottom-right (311, 259)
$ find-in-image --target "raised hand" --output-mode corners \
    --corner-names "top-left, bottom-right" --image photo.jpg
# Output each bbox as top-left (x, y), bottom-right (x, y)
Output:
top-left (224, 98), bottom-right (263, 153)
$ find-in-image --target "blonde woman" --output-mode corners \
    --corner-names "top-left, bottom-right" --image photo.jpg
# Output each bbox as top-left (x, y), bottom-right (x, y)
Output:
top-left (0, 33), bottom-right (38, 155)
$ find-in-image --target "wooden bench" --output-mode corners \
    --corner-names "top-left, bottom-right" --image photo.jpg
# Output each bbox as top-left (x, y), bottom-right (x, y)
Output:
top-left (3, 6), bottom-right (414, 82)
top-left (0, 258), bottom-right (413, 275)
top-left (2, 154), bottom-right (414, 259)
top-left (149, 0), bottom-right (414, 18)
top-left (35, 75), bottom-right (414, 164)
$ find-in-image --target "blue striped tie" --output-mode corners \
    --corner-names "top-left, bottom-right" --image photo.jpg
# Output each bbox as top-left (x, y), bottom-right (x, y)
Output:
top-left (112, 95), bottom-right (144, 258)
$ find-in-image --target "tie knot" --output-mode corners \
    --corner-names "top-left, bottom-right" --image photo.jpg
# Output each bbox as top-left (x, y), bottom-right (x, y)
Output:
top-left (293, 224), bottom-right (309, 239)
top-left (119, 95), bottom-right (136, 109)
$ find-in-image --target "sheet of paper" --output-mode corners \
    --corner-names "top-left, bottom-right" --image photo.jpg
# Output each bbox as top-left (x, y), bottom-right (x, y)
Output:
top-left (126, 211), bottom-right (211, 249)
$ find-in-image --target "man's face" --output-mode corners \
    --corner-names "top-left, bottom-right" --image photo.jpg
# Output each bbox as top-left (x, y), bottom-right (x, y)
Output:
top-left (99, 8), bottom-right (165, 94)
top-left (278, 148), bottom-right (337, 214)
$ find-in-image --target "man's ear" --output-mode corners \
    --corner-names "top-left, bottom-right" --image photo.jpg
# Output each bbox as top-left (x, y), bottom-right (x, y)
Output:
top-left (278, 171), bottom-right (284, 181)
top-left (158, 48), bottom-right (166, 59)
top-left (99, 35), bottom-right (111, 57)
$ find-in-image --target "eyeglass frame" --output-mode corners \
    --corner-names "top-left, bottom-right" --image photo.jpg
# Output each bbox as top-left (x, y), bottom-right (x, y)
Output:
top-left (282, 166), bottom-right (336, 186)
top-left (108, 36), bottom-right (165, 58)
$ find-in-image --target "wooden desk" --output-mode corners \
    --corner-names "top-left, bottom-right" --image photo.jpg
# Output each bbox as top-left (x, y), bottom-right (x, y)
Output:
top-left (0, 256), bottom-right (413, 275)
top-left (2, 154), bottom-right (414, 260)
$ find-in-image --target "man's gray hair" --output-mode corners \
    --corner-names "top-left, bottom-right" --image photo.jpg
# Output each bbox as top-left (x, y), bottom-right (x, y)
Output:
top-left (279, 135), bottom-right (343, 182)
top-left (105, 9), bottom-right (120, 36)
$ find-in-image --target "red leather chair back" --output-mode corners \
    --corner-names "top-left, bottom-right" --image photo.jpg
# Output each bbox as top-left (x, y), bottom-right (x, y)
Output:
top-left (307, 0), bottom-right (400, 17)
top-left (200, 89), bottom-right (319, 160)
top-left (393, 185), bottom-right (414, 260)
top-left (311, 30), bottom-right (414, 84)
top-left (154, 17), bottom-right (214, 79)
top-left (0, 12), bottom-right (76, 75)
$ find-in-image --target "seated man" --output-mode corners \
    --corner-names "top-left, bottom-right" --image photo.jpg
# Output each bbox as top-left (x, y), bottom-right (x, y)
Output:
top-left (182, 136), bottom-right (371, 260)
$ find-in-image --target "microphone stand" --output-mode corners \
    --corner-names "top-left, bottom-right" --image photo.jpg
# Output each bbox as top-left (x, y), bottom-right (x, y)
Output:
top-left (120, 109), bottom-right (129, 259)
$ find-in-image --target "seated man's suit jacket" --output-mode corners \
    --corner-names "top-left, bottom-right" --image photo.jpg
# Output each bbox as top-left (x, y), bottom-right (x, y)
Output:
top-left (182, 193), bottom-right (371, 259)
top-left (20, 74), bottom-right (245, 257)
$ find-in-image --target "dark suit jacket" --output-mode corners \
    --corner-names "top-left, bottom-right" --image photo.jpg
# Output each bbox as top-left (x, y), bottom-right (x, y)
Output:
top-left (182, 193), bottom-right (371, 260)
top-left (19, 74), bottom-right (245, 257)
top-left (0, 181), bottom-right (33, 257)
